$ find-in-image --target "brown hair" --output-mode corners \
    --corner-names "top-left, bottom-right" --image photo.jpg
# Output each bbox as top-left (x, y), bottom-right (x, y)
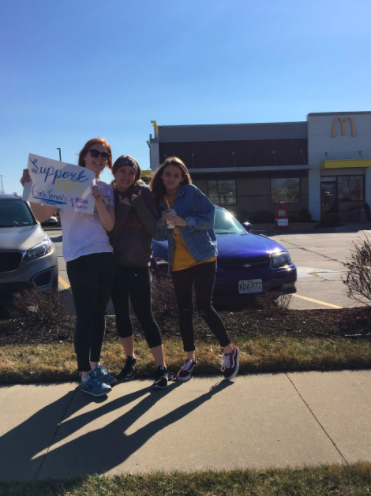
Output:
top-left (112, 155), bottom-right (143, 227)
top-left (78, 138), bottom-right (113, 170)
top-left (150, 156), bottom-right (192, 207)
top-left (111, 155), bottom-right (142, 196)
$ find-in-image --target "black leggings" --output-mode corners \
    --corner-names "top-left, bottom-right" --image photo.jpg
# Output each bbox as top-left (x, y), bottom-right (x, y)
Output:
top-left (66, 252), bottom-right (115, 372)
top-left (111, 266), bottom-right (162, 349)
top-left (171, 260), bottom-right (230, 352)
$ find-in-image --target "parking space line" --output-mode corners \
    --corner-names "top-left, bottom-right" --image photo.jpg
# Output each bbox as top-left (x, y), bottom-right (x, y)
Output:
top-left (292, 294), bottom-right (342, 309)
top-left (58, 276), bottom-right (70, 290)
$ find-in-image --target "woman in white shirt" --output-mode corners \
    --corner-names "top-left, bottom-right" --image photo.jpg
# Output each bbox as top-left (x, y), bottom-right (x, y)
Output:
top-left (21, 138), bottom-right (116, 397)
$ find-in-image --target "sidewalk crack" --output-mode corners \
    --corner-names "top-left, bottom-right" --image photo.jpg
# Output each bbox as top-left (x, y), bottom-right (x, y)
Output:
top-left (33, 386), bottom-right (77, 480)
top-left (281, 240), bottom-right (340, 263)
top-left (285, 374), bottom-right (348, 464)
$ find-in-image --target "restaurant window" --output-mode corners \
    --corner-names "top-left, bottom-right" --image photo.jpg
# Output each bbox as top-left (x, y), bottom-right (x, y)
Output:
top-left (271, 178), bottom-right (300, 203)
top-left (208, 180), bottom-right (236, 205)
top-left (338, 175), bottom-right (364, 201)
top-left (321, 176), bottom-right (337, 182)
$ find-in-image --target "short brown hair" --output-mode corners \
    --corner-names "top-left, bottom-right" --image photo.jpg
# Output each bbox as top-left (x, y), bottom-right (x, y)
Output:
top-left (150, 156), bottom-right (192, 207)
top-left (78, 138), bottom-right (113, 170)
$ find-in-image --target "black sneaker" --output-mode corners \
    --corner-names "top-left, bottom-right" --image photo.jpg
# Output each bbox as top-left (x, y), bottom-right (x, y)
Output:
top-left (152, 365), bottom-right (168, 389)
top-left (117, 356), bottom-right (137, 382)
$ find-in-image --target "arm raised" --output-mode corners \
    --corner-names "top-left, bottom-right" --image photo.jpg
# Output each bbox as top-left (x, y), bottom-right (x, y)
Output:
top-left (20, 169), bottom-right (57, 222)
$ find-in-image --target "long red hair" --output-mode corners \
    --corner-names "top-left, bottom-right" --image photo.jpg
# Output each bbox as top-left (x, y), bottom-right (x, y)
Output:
top-left (78, 138), bottom-right (113, 170)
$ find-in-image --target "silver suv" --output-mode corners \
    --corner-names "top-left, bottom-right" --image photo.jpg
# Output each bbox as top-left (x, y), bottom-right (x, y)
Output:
top-left (0, 194), bottom-right (58, 294)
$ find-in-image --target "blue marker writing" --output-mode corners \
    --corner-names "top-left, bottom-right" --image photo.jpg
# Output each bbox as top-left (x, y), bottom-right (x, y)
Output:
top-left (29, 158), bottom-right (90, 185)
top-left (31, 184), bottom-right (67, 206)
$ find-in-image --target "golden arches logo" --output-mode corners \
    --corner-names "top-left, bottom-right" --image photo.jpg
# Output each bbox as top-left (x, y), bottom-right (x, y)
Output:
top-left (332, 116), bottom-right (355, 137)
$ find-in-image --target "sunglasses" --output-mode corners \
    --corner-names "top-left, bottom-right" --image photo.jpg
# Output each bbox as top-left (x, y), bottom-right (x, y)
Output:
top-left (89, 149), bottom-right (111, 160)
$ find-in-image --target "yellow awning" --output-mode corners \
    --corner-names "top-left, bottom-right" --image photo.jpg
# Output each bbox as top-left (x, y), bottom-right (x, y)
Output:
top-left (321, 159), bottom-right (371, 169)
top-left (141, 170), bottom-right (152, 177)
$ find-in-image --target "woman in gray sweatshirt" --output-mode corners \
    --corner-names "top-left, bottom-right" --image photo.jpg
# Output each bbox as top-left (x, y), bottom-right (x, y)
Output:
top-left (109, 155), bottom-right (168, 389)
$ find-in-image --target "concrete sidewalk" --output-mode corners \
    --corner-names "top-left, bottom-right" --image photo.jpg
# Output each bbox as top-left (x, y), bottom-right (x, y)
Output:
top-left (1, 370), bottom-right (370, 481)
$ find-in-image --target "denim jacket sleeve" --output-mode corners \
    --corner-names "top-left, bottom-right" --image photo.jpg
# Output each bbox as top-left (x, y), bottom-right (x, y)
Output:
top-left (184, 187), bottom-right (215, 231)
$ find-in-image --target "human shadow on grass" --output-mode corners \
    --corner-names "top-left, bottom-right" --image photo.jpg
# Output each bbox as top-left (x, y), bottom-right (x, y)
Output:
top-left (0, 379), bottom-right (232, 480)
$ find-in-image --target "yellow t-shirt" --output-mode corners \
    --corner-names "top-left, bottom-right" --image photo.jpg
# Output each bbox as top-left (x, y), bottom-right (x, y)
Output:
top-left (164, 195), bottom-right (216, 272)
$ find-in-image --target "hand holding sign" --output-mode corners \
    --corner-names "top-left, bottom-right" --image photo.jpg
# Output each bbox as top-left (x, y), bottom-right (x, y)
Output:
top-left (20, 169), bottom-right (31, 187)
top-left (22, 154), bottom-right (96, 215)
top-left (92, 185), bottom-right (109, 208)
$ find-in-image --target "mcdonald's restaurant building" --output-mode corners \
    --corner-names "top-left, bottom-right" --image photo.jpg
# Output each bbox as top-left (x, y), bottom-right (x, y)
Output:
top-left (149, 111), bottom-right (371, 222)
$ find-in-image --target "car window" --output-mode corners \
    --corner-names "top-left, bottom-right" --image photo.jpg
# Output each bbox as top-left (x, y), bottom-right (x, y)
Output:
top-left (0, 199), bottom-right (36, 227)
top-left (214, 209), bottom-right (246, 234)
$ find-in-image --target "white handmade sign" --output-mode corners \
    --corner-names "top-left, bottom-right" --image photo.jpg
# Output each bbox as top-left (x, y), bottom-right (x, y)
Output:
top-left (22, 154), bottom-right (96, 214)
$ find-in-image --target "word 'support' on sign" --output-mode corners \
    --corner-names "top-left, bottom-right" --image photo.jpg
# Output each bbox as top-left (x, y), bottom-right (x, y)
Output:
top-left (22, 154), bottom-right (96, 214)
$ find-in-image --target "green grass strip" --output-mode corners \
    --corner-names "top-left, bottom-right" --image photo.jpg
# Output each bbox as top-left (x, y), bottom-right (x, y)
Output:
top-left (1, 463), bottom-right (371, 496)
top-left (1, 336), bottom-right (371, 384)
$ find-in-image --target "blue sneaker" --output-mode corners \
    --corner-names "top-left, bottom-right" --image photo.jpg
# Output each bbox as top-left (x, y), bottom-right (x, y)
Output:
top-left (91, 363), bottom-right (118, 386)
top-left (81, 375), bottom-right (112, 397)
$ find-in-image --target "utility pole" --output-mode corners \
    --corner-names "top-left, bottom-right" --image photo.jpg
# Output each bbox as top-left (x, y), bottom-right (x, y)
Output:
top-left (57, 148), bottom-right (62, 161)
top-left (0, 175), bottom-right (4, 193)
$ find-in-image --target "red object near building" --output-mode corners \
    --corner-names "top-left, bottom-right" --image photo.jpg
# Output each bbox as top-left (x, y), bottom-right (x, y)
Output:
top-left (275, 200), bottom-right (289, 229)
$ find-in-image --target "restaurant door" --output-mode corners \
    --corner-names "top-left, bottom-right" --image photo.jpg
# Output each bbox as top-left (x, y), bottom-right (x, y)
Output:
top-left (321, 180), bottom-right (338, 215)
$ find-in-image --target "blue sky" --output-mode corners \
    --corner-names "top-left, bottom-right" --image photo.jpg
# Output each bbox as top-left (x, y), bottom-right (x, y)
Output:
top-left (1, 0), bottom-right (370, 195)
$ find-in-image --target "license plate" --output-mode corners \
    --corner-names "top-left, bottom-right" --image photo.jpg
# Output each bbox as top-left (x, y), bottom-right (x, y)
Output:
top-left (239, 279), bottom-right (262, 294)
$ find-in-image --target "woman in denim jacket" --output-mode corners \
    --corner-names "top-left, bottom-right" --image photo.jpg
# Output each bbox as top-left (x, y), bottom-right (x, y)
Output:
top-left (151, 156), bottom-right (239, 382)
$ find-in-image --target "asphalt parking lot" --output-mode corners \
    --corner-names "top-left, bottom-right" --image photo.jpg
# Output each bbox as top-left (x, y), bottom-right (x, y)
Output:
top-left (50, 227), bottom-right (371, 311)
top-left (269, 229), bottom-right (370, 310)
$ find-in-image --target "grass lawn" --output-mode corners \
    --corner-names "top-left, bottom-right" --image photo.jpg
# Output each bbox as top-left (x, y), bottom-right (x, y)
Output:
top-left (1, 335), bottom-right (371, 383)
top-left (2, 293), bottom-right (371, 496)
top-left (1, 463), bottom-right (370, 495)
